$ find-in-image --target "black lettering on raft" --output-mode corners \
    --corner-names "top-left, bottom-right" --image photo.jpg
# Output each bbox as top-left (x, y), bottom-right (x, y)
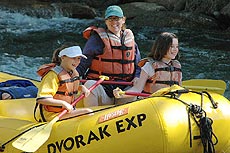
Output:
top-left (137, 113), bottom-right (146, 126)
top-left (63, 137), bottom-right (74, 151)
top-left (116, 113), bottom-right (146, 133)
top-left (75, 134), bottom-right (86, 148)
top-left (126, 116), bottom-right (137, 130)
top-left (47, 125), bottom-right (111, 152)
top-left (87, 125), bottom-right (111, 144)
top-left (99, 125), bottom-right (111, 139)
top-left (47, 113), bottom-right (146, 152)
top-left (55, 140), bottom-right (63, 152)
top-left (87, 130), bottom-right (100, 144)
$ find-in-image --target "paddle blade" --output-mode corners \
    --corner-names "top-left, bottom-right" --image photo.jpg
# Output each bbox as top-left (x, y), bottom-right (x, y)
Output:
top-left (12, 117), bottom-right (58, 152)
top-left (182, 79), bottom-right (226, 95)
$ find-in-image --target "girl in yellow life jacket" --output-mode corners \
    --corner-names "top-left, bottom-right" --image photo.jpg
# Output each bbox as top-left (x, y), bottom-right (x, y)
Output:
top-left (35, 44), bottom-right (93, 122)
top-left (113, 32), bottom-right (182, 98)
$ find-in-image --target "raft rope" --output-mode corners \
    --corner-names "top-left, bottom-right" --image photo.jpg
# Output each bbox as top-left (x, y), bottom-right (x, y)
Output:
top-left (190, 90), bottom-right (218, 109)
top-left (80, 88), bottom-right (219, 153)
top-left (187, 104), bottom-right (218, 153)
top-left (169, 90), bottom-right (218, 153)
top-left (1, 89), bottom-right (219, 152)
top-left (0, 145), bottom-right (4, 152)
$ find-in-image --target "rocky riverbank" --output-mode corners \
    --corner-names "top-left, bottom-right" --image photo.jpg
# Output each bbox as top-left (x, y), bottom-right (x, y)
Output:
top-left (0, 0), bottom-right (229, 31)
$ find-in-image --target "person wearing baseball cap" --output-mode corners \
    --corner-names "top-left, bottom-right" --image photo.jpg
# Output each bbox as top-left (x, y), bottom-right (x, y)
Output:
top-left (77, 5), bottom-right (142, 107)
top-left (105, 5), bottom-right (124, 19)
top-left (58, 46), bottom-right (87, 59)
top-left (104, 5), bottom-right (126, 33)
top-left (35, 43), bottom-right (93, 122)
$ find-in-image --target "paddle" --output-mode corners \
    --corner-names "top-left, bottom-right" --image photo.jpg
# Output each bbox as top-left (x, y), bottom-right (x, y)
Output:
top-left (80, 79), bottom-right (133, 85)
top-left (117, 79), bottom-right (226, 97)
top-left (119, 91), bottom-right (151, 97)
top-left (90, 79), bottom-right (226, 95)
top-left (12, 76), bottom-right (109, 152)
top-left (182, 79), bottom-right (226, 95)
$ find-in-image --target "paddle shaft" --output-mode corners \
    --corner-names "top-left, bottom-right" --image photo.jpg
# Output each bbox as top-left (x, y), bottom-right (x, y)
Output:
top-left (81, 79), bottom-right (226, 95)
top-left (12, 76), bottom-right (107, 153)
top-left (124, 91), bottom-right (151, 97)
top-left (80, 79), bottom-right (133, 86)
top-left (58, 77), bottom-right (105, 118)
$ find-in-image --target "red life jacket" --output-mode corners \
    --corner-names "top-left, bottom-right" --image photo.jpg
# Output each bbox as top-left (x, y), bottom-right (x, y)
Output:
top-left (37, 64), bottom-right (80, 112)
top-left (138, 58), bottom-right (182, 93)
top-left (83, 26), bottom-right (136, 81)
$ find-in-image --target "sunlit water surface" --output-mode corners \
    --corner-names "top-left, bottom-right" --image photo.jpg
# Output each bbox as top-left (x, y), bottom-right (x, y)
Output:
top-left (0, 9), bottom-right (229, 98)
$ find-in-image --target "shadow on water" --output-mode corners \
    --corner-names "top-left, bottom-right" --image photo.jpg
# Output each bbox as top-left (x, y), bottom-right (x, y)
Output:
top-left (0, 9), bottom-right (229, 99)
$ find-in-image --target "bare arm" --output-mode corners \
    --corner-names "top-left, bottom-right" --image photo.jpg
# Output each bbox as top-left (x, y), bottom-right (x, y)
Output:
top-left (37, 98), bottom-right (73, 112)
top-left (113, 69), bottom-right (148, 98)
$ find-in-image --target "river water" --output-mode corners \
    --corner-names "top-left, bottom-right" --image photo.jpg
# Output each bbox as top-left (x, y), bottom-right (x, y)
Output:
top-left (0, 9), bottom-right (229, 99)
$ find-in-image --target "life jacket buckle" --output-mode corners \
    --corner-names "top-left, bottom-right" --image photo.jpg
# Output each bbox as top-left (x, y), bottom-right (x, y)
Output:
top-left (169, 66), bottom-right (175, 72)
top-left (64, 91), bottom-right (69, 96)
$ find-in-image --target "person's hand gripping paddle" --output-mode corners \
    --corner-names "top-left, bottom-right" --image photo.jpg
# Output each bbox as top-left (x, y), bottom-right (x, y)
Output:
top-left (12, 76), bottom-right (109, 152)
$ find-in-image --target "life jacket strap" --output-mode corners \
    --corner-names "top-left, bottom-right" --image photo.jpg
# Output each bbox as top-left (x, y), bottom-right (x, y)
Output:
top-left (93, 57), bottom-right (135, 64)
top-left (111, 45), bottom-right (133, 50)
top-left (59, 76), bottom-right (80, 85)
top-left (155, 66), bottom-right (181, 72)
top-left (56, 91), bottom-right (78, 96)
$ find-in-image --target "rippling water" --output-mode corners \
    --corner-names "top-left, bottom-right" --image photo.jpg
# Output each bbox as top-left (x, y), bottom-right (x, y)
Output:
top-left (0, 9), bottom-right (229, 99)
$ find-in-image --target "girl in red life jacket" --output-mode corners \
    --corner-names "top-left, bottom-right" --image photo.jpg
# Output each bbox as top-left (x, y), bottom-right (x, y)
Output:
top-left (35, 43), bottom-right (93, 122)
top-left (113, 32), bottom-right (182, 99)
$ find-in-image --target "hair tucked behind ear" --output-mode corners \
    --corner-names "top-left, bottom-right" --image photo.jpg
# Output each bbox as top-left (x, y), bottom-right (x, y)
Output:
top-left (148, 32), bottom-right (178, 60)
top-left (52, 42), bottom-right (79, 65)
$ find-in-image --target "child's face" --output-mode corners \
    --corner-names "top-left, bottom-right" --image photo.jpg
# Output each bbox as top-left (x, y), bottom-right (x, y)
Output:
top-left (164, 38), bottom-right (179, 60)
top-left (61, 56), bottom-right (81, 71)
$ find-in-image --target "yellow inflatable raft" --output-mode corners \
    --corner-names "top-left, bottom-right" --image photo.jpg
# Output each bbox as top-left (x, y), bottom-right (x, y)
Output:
top-left (0, 72), bottom-right (229, 153)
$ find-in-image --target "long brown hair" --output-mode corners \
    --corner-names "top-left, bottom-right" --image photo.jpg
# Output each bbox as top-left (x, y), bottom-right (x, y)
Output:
top-left (148, 32), bottom-right (178, 60)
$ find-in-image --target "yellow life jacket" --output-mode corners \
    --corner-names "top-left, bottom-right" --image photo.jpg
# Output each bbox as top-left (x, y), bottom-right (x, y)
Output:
top-left (83, 26), bottom-right (136, 81)
top-left (138, 58), bottom-right (182, 93)
top-left (37, 64), bottom-right (80, 112)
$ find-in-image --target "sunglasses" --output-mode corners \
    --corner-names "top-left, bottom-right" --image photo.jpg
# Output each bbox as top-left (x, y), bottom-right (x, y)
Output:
top-left (106, 17), bottom-right (122, 22)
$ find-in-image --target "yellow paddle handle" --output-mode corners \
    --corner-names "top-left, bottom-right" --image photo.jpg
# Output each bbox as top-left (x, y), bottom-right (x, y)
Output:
top-left (99, 75), bottom-right (110, 81)
top-left (116, 87), bottom-right (125, 95)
